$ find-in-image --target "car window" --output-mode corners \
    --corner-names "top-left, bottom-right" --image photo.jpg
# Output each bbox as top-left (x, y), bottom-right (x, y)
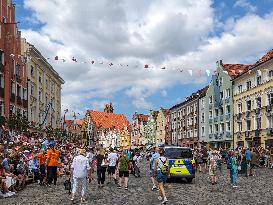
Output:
top-left (165, 148), bottom-right (193, 159)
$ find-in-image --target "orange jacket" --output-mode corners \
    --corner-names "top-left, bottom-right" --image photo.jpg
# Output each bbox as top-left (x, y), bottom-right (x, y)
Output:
top-left (47, 149), bottom-right (60, 167)
top-left (38, 153), bottom-right (47, 165)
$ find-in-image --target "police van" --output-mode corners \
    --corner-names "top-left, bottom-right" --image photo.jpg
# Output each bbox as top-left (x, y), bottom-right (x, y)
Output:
top-left (164, 146), bottom-right (196, 183)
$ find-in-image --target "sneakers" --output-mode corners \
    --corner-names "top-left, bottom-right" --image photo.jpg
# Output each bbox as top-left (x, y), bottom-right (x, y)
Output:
top-left (158, 196), bottom-right (163, 201)
top-left (125, 187), bottom-right (128, 190)
top-left (152, 185), bottom-right (157, 191)
top-left (162, 197), bottom-right (168, 204)
top-left (232, 185), bottom-right (238, 188)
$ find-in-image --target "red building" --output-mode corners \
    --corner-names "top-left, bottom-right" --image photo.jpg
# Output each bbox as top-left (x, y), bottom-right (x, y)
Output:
top-left (0, 1), bottom-right (27, 124)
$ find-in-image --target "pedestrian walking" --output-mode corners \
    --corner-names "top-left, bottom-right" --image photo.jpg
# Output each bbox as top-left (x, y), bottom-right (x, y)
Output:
top-left (133, 152), bottom-right (142, 177)
top-left (154, 148), bottom-right (168, 204)
top-left (46, 144), bottom-right (60, 186)
top-left (37, 149), bottom-right (47, 185)
top-left (150, 147), bottom-right (160, 191)
top-left (208, 150), bottom-right (219, 191)
top-left (96, 149), bottom-right (107, 188)
top-left (250, 148), bottom-right (259, 176)
top-left (229, 151), bottom-right (239, 188)
top-left (107, 148), bottom-right (118, 184)
top-left (70, 149), bottom-right (91, 203)
top-left (117, 150), bottom-right (130, 190)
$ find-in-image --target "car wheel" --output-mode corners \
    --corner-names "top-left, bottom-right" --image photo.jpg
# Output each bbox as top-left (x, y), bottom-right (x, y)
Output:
top-left (186, 178), bottom-right (193, 183)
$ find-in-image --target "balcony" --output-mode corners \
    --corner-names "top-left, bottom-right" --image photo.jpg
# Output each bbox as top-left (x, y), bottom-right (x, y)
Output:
top-left (0, 87), bottom-right (4, 98)
top-left (236, 131), bottom-right (241, 138)
top-left (266, 105), bottom-right (272, 113)
top-left (219, 115), bottom-right (224, 121)
top-left (0, 63), bottom-right (4, 73)
top-left (245, 130), bottom-right (250, 137)
top-left (214, 116), bottom-right (218, 122)
top-left (10, 93), bottom-right (15, 103)
top-left (255, 108), bottom-right (261, 115)
top-left (23, 99), bottom-right (28, 108)
top-left (209, 118), bottom-right (213, 124)
top-left (17, 96), bottom-right (22, 105)
top-left (209, 134), bottom-right (213, 139)
top-left (225, 97), bottom-right (230, 104)
top-left (236, 113), bottom-right (242, 122)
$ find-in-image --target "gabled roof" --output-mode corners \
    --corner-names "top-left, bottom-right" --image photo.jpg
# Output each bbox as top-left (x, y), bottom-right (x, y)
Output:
top-left (133, 114), bottom-right (149, 122)
top-left (64, 119), bottom-right (85, 127)
top-left (222, 64), bottom-right (252, 79)
top-left (87, 110), bottom-right (130, 130)
top-left (254, 49), bottom-right (273, 66)
top-left (161, 108), bottom-right (170, 117)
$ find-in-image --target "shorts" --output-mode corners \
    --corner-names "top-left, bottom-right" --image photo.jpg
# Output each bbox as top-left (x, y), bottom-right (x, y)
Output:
top-left (150, 169), bottom-right (154, 177)
top-left (156, 170), bottom-right (167, 183)
top-left (119, 171), bottom-right (129, 178)
top-left (108, 166), bottom-right (116, 174)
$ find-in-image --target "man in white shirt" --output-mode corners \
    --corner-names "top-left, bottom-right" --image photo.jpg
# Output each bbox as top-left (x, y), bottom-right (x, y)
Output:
top-left (107, 148), bottom-right (118, 184)
top-left (71, 149), bottom-right (91, 202)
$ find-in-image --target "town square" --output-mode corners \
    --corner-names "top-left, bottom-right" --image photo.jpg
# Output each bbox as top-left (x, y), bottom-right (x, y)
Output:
top-left (1, 0), bottom-right (273, 205)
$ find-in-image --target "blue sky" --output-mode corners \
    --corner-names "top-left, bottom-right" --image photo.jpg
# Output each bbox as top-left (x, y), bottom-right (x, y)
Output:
top-left (13, 0), bottom-right (273, 121)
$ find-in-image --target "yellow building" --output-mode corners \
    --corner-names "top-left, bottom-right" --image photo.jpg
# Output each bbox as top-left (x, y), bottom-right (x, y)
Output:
top-left (233, 49), bottom-right (273, 148)
top-left (21, 39), bottom-right (64, 129)
top-left (119, 125), bottom-right (132, 149)
top-left (155, 108), bottom-right (169, 146)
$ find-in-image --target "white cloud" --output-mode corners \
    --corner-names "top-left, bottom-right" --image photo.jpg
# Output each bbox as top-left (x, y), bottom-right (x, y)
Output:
top-left (161, 90), bottom-right (168, 97)
top-left (20, 0), bottom-right (273, 115)
top-left (234, 0), bottom-right (257, 13)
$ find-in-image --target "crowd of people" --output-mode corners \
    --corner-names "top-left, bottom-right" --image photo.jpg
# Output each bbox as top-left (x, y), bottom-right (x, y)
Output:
top-left (1, 120), bottom-right (273, 204)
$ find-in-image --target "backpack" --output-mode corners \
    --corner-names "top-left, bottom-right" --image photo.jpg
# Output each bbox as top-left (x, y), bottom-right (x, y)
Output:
top-left (227, 157), bottom-right (232, 169)
top-left (160, 158), bottom-right (169, 174)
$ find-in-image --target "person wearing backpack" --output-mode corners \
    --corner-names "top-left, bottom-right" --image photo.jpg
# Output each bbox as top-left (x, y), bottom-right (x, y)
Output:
top-left (153, 149), bottom-right (168, 204)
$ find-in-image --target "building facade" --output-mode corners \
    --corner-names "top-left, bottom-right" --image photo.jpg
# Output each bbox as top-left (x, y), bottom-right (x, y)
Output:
top-left (131, 113), bottom-right (148, 147)
top-left (144, 110), bottom-right (158, 145)
top-left (0, 0), bottom-right (27, 124)
top-left (64, 119), bottom-right (87, 145)
top-left (21, 39), bottom-right (64, 129)
top-left (233, 50), bottom-right (273, 148)
top-left (198, 87), bottom-right (208, 147)
top-left (85, 104), bottom-right (130, 148)
top-left (205, 60), bottom-right (250, 149)
top-left (155, 108), bottom-right (169, 146)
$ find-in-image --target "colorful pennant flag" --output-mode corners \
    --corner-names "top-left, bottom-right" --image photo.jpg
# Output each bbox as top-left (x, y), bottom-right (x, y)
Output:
top-left (91, 61), bottom-right (95, 64)
top-left (144, 64), bottom-right (149, 68)
top-left (55, 56), bottom-right (58, 60)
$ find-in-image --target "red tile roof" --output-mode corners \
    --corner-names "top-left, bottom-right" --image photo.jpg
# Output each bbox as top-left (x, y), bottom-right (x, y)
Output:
top-left (254, 49), bottom-right (273, 66)
top-left (222, 63), bottom-right (252, 79)
top-left (64, 119), bottom-right (85, 126)
top-left (133, 114), bottom-right (148, 122)
top-left (88, 110), bottom-right (130, 130)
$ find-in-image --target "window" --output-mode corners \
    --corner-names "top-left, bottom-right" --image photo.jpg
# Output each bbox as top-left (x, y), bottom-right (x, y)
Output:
top-left (268, 93), bottom-right (273, 105)
top-left (238, 122), bottom-right (242, 132)
top-left (219, 107), bottom-right (224, 115)
top-left (256, 97), bottom-right (261, 108)
top-left (226, 89), bottom-right (230, 98)
top-left (219, 77), bottom-right (223, 86)
top-left (15, 64), bottom-right (20, 76)
top-left (0, 101), bottom-right (4, 116)
top-left (209, 111), bottom-right (213, 118)
top-left (39, 75), bottom-right (42, 83)
top-left (226, 122), bottom-right (231, 131)
top-left (30, 85), bottom-right (34, 95)
top-left (267, 116), bottom-right (273, 129)
top-left (220, 91), bottom-right (224, 99)
top-left (182, 108), bottom-right (185, 115)
top-left (257, 76), bottom-right (262, 86)
top-left (238, 103), bottom-right (242, 113)
top-left (23, 88), bottom-right (27, 100)
top-left (0, 51), bottom-right (4, 65)
top-left (269, 70), bottom-right (273, 78)
top-left (246, 80), bottom-right (252, 90)
top-left (38, 90), bottom-right (42, 102)
top-left (209, 96), bottom-right (213, 104)
top-left (11, 81), bottom-right (15, 94)
top-left (238, 85), bottom-right (243, 93)
top-left (201, 127), bottom-right (205, 136)
top-left (246, 100), bottom-right (251, 111)
top-left (209, 125), bottom-right (213, 134)
top-left (220, 123), bottom-right (224, 132)
top-left (0, 74), bottom-right (4, 88)
top-left (46, 79), bottom-right (48, 88)
top-left (31, 66), bottom-right (34, 76)
top-left (226, 105), bottom-right (230, 114)
top-left (215, 109), bottom-right (219, 116)
top-left (246, 120), bottom-right (251, 131)
top-left (201, 113), bottom-right (205, 123)
top-left (215, 124), bottom-right (219, 132)
top-left (256, 117), bottom-right (261, 129)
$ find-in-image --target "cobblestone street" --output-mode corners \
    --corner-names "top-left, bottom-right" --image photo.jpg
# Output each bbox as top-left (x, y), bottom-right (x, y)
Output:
top-left (2, 162), bottom-right (273, 205)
